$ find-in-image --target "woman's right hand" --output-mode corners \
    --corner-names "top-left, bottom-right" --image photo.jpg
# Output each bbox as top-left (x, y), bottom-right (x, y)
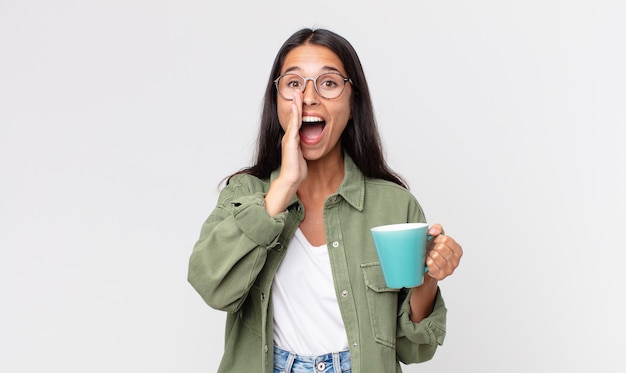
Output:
top-left (280, 91), bottom-right (308, 187)
top-left (264, 92), bottom-right (307, 216)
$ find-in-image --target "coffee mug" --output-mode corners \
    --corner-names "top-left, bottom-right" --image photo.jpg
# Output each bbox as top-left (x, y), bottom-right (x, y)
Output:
top-left (370, 222), bottom-right (430, 288)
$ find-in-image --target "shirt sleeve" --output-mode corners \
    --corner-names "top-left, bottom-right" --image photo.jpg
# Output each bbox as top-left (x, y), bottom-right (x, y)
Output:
top-left (395, 287), bottom-right (447, 364)
top-left (187, 178), bottom-right (287, 313)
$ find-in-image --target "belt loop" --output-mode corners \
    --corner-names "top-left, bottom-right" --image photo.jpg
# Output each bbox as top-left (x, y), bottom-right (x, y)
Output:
top-left (332, 352), bottom-right (341, 372)
top-left (284, 351), bottom-right (296, 373)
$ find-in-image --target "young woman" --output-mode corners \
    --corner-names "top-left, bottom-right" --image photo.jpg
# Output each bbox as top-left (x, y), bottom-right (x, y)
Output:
top-left (188, 28), bottom-right (463, 373)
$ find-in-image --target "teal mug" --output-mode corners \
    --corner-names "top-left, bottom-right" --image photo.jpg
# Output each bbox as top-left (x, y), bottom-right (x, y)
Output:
top-left (370, 223), bottom-right (430, 288)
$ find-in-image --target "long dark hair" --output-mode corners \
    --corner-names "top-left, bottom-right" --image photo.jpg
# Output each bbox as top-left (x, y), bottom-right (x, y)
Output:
top-left (228, 28), bottom-right (407, 188)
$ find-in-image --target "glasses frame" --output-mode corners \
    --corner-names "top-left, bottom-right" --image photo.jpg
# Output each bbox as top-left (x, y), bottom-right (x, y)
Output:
top-left (273, 72), bottom-right (353, 100)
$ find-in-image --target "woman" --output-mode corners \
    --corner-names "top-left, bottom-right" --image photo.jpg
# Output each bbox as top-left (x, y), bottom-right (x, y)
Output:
top-left (188, 28), bottom-right (463, 373)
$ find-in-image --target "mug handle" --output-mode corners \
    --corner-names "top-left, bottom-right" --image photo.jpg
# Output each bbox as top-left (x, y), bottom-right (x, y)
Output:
top-left (424, 233), bottom-right (438, 273)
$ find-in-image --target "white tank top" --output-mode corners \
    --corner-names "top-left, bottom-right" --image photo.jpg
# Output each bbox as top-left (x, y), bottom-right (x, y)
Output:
top-left (271, 228), bottom-right (349, 355)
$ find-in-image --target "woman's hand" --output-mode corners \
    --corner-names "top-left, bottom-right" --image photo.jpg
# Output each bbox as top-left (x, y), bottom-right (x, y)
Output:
top-left (425, 224), bottom-right (463, 280)
top-left (264, 92), bottom-right (307, 216)
top-left (279, 92), bottom-right (308, 187)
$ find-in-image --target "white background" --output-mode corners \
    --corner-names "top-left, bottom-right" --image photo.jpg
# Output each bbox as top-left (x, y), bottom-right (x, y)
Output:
top-left (1, 1), bottom-right (625, 372)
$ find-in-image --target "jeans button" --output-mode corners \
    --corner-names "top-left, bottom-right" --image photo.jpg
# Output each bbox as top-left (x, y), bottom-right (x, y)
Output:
top-left (316, 361), bottom-right (326, 371)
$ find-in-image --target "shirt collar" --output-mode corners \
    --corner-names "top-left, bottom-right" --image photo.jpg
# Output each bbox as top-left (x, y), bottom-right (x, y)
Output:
top-left (337, 153), bottom-right (365, 211)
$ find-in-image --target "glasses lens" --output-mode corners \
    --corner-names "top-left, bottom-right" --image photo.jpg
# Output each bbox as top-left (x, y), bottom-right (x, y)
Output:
top-left (276, 74), bottom-right (304, 99)
top-left (316, 73), bottom-right (346, 99)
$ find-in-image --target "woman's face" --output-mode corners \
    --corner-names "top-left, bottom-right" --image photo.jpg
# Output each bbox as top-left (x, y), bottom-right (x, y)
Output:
top-left (277, 44), bottom-right (352, 161)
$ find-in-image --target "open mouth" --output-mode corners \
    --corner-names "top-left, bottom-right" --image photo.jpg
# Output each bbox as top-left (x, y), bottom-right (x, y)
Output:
top-left (300, 116), bottom-right (326, 140)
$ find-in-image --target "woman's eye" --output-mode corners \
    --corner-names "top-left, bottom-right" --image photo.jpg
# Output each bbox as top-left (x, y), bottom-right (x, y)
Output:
top-left (287, 80), bottom-right (302, 88)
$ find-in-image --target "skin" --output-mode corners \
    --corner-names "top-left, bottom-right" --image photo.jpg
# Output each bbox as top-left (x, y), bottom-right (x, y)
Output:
top-left (264, 44), bottom-right (462, 323)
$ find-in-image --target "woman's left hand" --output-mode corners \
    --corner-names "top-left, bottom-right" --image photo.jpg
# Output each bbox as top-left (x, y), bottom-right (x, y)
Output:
top-left (425, 224), bottom-right (463, 281)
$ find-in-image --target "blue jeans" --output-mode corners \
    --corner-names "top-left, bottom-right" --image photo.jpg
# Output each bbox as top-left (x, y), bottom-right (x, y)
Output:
top-left (273, 346), bottom-right (352, 373)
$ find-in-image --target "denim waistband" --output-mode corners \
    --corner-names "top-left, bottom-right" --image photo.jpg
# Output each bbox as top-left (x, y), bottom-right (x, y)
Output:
top-left (273, 346), bottom-right (351, 373)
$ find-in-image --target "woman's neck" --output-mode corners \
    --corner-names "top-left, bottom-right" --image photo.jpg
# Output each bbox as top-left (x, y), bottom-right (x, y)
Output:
top-left (297, 149), bottom-right (345, 201)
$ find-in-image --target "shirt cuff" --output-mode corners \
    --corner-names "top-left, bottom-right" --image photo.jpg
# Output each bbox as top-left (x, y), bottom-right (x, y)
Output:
top-left (397, 287), bottom-right (447, 346)
top-left (231, 193), bottom-right (287, 247)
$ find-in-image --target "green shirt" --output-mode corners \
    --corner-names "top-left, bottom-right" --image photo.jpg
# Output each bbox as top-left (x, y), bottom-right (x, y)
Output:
top-left (188, 154), bottom-right (446, 373)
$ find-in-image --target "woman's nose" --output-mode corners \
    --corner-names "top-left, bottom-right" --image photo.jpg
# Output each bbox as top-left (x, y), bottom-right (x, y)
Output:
top-left (302, 80), bottom-right (319, 105)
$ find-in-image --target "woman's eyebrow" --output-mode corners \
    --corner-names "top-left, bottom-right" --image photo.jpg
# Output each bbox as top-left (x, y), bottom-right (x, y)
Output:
top-left (321, 66), bottom-right (342, 73)
top-left (282, 66), bottom-right (301, 74)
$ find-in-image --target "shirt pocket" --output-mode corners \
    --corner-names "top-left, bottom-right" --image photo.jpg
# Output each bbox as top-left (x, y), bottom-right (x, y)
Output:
top-left (361, 262), bottom-right (401, 348)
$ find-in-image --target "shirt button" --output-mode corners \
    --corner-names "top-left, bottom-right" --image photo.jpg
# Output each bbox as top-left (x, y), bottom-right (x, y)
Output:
top-left (316, 362), bottom-right (326, 371)
top-left (353, 342), bottom-right (358, 348)
top-left (261, 292), bottom-right (265, 301)
top-left (332, 241), bottom-right (339, 248)
top-left (264, 344), bottom-right (268, 353)
top-left (341, 290), bottom-right (348, 297)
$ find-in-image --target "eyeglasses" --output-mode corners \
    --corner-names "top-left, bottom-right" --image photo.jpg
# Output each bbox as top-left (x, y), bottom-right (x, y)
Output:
top-left (274, 72), bottom-right (352, 100)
